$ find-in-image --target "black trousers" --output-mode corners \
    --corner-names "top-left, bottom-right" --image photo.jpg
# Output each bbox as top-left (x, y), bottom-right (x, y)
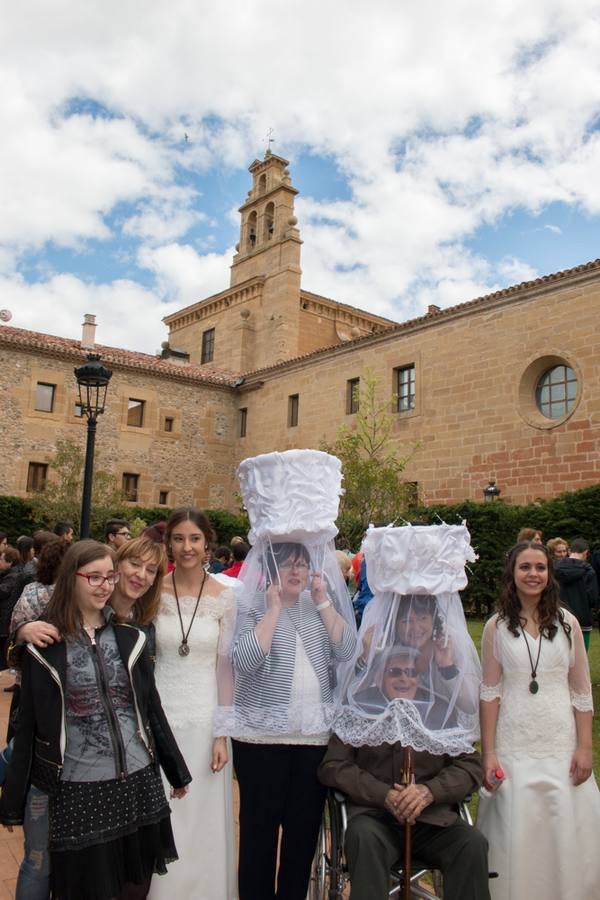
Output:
top-left (232, 740), bottom-right (327, 900)
top-left (345, 813), bottom-right (491, 900)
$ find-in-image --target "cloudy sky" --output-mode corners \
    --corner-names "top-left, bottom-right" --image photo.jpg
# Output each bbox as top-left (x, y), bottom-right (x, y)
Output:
top-left (1, 0), bottom-right (600, 353)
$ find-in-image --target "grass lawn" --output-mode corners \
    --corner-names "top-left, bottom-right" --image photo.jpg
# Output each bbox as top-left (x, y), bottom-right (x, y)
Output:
top-left (467, 619), bottom-right (600, 780)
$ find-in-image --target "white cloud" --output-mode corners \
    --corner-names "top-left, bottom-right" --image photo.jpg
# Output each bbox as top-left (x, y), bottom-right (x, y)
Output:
top-left (137, 243), bottom-right (233, 307)
top-left (0, 0), bottom-right (599, 350)
top-left (496, 256), bottom-right (539, 285)
top-left (0, 273), bottom-right (174, 353)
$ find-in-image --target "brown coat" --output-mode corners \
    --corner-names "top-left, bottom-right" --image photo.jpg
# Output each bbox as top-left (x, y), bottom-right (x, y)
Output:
top-left (318, 734), bottom-right (483, 828)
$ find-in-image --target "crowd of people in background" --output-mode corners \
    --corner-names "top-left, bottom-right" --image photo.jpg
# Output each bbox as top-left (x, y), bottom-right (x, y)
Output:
top-left (0, 506), bottom-right (598, 900)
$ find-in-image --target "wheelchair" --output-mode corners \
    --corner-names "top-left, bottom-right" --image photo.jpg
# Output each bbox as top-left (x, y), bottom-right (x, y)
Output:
top-left (308, 789), bottom-right (474, 900)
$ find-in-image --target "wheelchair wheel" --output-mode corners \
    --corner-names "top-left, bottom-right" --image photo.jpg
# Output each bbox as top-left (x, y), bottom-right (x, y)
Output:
top-left (308, 792), bottom-right (347, 899)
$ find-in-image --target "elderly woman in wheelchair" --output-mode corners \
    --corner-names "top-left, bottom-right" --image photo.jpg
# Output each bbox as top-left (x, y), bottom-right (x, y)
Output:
top-left (318, 640), bottom-right (491, 900)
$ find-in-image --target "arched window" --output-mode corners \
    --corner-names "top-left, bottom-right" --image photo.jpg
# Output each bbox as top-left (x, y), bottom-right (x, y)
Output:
top-left (264, 202), bottom-right (275, 241)
top-left (247, 211), bottom-right (257, 250)
top-left (258, 173), bottom-right (267, 194)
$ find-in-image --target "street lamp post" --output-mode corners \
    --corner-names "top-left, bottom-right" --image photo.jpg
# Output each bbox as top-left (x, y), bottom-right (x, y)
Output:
top-left (74, 353), bottom-right (113, 539)
top-left (483, 479), bottom-right (501, 502)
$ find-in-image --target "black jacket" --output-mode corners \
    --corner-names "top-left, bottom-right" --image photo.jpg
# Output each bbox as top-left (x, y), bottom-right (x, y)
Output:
top-left (554, 557), bottom-right (598, 629)
top-left (0, 622), bottom-right (191, 826)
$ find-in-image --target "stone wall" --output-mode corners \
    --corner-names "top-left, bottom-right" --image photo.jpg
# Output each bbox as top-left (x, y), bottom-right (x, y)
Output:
top-left (0, 346), bottom-right (238, 511)
top-left (235, 274), bottom-right (600, 505)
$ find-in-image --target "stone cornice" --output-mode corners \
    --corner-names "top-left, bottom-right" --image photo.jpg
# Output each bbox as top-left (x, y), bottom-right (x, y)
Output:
top-left (241, 258), bottom-right (600, 383)
top-left (162, 276), bottom-right (265, 329)
top-left (299, 290), bottom-right (396, 330)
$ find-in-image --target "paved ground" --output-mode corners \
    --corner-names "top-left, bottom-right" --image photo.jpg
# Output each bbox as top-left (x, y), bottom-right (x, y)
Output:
top-left (0, 669), bottom-right (20, 900)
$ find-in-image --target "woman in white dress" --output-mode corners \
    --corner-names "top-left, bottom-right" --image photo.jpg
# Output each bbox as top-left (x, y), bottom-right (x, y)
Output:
top-left (478, 540), bottom-right (600, 900)
top-left (148, 508), bottom-right (237, 900)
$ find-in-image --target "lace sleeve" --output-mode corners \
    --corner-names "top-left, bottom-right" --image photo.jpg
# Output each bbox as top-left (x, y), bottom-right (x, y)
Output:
top-left (566, 612), bottom-right (594, 712)
top-left (215, 589), bottom-right (236, 711)
top-left (479, 615), bottom-right (503, 703)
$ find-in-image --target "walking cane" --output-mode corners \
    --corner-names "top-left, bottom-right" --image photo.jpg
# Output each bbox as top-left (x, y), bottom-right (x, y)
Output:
top-left (400, 746), bottom-right (415, 900)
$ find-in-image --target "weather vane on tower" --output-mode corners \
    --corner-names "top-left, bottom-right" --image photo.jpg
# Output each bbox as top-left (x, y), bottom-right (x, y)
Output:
top-left (265, 128), bottom-right (275, 153)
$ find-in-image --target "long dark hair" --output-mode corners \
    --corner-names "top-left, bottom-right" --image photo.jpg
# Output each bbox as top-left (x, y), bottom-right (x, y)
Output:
top-left (45, 541), bottom-right (116, 637)
top-left (37, 539), bottom-right (69, 585)
top-left (165, 507), bottom-right (216, 560)
top-left (498, 541), bottom-right (570, 643)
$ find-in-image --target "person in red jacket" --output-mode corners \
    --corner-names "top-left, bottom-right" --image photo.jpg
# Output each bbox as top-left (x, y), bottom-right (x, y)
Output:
top-left (222, 541), bottom-right (249, 578)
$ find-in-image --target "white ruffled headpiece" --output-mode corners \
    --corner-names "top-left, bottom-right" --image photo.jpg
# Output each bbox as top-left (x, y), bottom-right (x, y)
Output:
top-left (238, 449), bottom-right (343, 545)
top-left (362, 522), bottom-right (477, 595)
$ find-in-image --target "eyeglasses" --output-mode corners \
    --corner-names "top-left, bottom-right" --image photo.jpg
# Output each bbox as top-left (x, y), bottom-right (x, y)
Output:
top-left (385, 666), bottom-right (418, 678)
top-left (76, 572), bottom-right (120, 587)
top-left (279, 560), bottom-right (309, 571)
top-left (115, 531), bottom-right (132, 539)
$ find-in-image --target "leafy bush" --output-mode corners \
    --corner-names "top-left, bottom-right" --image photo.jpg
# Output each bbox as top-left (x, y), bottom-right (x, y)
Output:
top-left (2, 481), bottom-right (599, 614)
top-left (0, 496), bottom-right (43, 544)
top-left (334, 484), bottom-right (600, 619)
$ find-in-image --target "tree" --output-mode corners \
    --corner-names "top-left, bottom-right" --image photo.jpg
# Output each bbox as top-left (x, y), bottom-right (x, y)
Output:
top-left (28, 439), bottom-right (128, 538)
top-left (321, 371), bottom-right (419, 541)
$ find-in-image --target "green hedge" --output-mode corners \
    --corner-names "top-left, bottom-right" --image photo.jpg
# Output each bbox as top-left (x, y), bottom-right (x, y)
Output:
top-left (0, 496), bottom-right (44, 544)
top-left (3, 484), bottom-right (599, 616)
top-left (336, 483), bottom-right (600, 618)
top-left (0, 498), bottom-right (250, 546)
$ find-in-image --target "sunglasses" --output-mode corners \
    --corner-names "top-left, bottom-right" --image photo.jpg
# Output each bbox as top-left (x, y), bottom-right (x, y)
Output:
top-left (385, 666), bottom-right (418, 679)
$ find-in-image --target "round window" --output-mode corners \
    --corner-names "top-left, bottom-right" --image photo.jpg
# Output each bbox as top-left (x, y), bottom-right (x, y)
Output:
top-left (535, 365), bottom-right (577, 419)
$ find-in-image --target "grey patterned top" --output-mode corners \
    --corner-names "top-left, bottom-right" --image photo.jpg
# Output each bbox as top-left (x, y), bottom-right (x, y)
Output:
top-left (62, 619), bottom-right (151, 782)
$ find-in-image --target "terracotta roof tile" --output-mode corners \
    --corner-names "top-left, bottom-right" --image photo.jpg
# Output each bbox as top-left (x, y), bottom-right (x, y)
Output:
top-left (244, 257), bottom-right (600, 378)
top-left (0, 326), bottom-right (239, 387)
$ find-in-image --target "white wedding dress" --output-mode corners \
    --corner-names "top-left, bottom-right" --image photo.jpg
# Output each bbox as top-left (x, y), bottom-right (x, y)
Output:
top-left (477, 610), bottom-right (600, 900)
top-left (148, 586), bottom-right (237, 900)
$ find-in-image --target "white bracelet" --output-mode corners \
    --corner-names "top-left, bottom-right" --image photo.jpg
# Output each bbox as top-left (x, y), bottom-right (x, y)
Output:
top-left (316, 600), bottom-right (332, 612)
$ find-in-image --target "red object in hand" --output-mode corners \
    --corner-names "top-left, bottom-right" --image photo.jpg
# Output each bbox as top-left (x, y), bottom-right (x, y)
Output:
top-left (494, 768), bottom-right (505, 781)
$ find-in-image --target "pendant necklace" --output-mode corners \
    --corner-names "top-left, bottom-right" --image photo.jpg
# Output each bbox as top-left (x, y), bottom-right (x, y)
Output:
top-left (519, 625), bottom-right (542, 694)
top-left (173, 570), bottom-right (206, 657)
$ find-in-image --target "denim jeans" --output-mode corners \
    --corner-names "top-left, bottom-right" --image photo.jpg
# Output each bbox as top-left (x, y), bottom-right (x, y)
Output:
top-left (16, 785), bottom-right (50, 900)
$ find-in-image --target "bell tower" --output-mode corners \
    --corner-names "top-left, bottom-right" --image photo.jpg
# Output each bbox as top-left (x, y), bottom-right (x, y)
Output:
top-left (230, 150), bottom-right (302, 288)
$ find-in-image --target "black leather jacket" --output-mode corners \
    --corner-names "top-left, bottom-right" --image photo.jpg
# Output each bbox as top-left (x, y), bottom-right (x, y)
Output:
top-left (0, 622), bottom-right (191, 826)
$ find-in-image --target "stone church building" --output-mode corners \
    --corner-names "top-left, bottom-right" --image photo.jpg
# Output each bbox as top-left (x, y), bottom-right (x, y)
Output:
top-left (1, 151), bottom-right (599, 514)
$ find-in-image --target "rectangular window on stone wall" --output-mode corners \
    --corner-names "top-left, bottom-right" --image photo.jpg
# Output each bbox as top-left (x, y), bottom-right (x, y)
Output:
top-left (395, 364), bottom-right (416, 412)
top-left (288, 394), bottom-right (299, 428)
top-left (35, 382), bottom-right (55, 413)
top-left (347, 377), bottom-right (360, 414)
top-left (239, 407), bottom-right (247, 438)
top-left (74, 402), bottom-right (84, 417)
top-left (122, 472), bottom-right (139, 502)
top-left (159, 490), bottom-right (169, 505)
top-left (127, 399), bottom-right (145, 427)
top-left (201, 328), bottom-right (215, 363)
top-left (27, 462), bottom-right (48, 493)
top-left (164, 416), bottom-right (174, 432)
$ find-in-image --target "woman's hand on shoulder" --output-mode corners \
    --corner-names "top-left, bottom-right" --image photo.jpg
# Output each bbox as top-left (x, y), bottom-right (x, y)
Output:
top-left (18, 621), bottom-right (61, 647)
top-left (211, 736), bottom-right (228, 772)
top-left (570, 746), bottom-right (593, 786)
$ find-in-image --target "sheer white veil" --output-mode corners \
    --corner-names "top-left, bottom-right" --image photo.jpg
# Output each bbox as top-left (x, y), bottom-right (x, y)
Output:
top-left (332, 523), bottom-right (481, 755)
top-left (214, 449), bottom-right (357, 740)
